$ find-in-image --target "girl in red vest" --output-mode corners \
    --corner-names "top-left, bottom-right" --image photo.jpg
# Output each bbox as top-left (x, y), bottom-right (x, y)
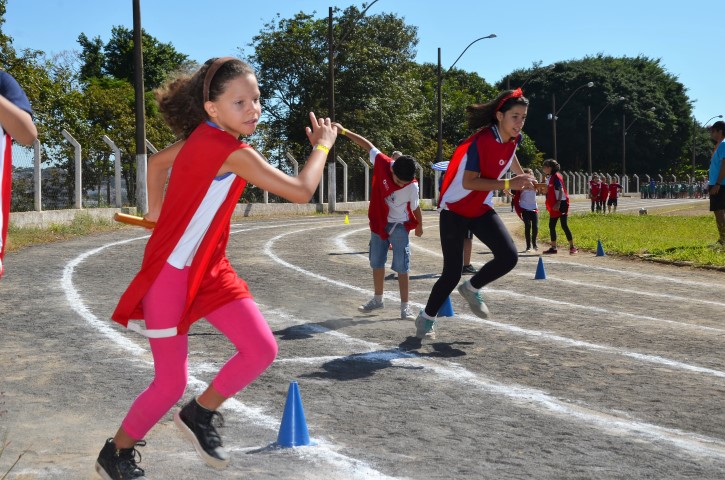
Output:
top-left (414, 89), bottom-right (535, 339)
top-left (96, 58), bottom-right (337, 479)
top-left (542, 159), bottom-right (578, 254)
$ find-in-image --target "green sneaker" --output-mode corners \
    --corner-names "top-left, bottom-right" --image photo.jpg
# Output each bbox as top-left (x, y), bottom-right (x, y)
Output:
top-left (457, 281), bottom-right (490, 318)
top-left (414, 310), bottom-right (436, 339)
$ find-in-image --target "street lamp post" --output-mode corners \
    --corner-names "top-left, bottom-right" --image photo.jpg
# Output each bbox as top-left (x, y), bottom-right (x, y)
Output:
top-left (622, 107), bottom-right (656, 175)
top-left (549, 81), bottom-right (594, 160)
top-left (437, 34), bottom-right (497, 162)
top-left (587, 96), bottom-right (625, 173)
top-left (327, 1), bottom-right (380, 212)
top-left (693, 114), bottom-right (723, 177)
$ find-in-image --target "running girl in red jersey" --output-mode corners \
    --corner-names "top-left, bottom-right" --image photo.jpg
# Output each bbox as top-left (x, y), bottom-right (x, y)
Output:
top-left (414, 89), bottom-right (535, 339)
top-left (95, 57), bottom-right (337, 480)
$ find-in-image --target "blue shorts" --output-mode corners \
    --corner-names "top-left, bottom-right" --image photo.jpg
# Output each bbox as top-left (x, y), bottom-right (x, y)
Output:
top-left (369, 223), bottom-right (410, 273)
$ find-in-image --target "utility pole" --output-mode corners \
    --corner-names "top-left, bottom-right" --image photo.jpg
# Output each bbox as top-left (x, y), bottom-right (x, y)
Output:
top-left (132, 0), bottom-right (147, 213)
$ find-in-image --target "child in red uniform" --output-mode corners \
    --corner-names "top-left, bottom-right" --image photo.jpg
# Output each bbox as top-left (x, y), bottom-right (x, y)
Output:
top-left (589, 174), bottom-right (601, 213)
top-left (607, 181), bottom-right (622, 213)
top-left (333, 123), bottom-right (423, 320)
top-left (0, 71), bottom-right (37, 278)
top-left (542, 159), bottom-right (577, 254)
top-left (95, 57), bottom-right (337, 479)
top-left (414, 88), bottom-right (535, 339)
top-left (598, 181), bottom-right (609, 214)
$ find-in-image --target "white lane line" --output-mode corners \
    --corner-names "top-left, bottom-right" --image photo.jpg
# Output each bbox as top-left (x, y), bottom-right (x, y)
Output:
top-left (408, 241), bottom-right (724, 334)
top-left (62, 226), bottom-right (395, 480)
top-left (300, 225), bottom-right (725, 378)
top-left (511, 270), bottom-right (725, 310)
top-left (263, 314), bottom-right (725, 460)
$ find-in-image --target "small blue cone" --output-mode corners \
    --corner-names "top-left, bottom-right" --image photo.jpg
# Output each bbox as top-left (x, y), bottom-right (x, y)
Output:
top-left (437, 296), bottom-right (455, 317)
top-left (534, 257), bottom-right (547, 280)
top-left (277, 381), bottom-right (312, 447)
top-left (596, 240), bottom-right (606, 257)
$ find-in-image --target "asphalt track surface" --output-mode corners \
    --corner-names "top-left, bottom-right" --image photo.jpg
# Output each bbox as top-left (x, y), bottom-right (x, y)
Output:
top-left (1, 197), bottom-right (724, 479)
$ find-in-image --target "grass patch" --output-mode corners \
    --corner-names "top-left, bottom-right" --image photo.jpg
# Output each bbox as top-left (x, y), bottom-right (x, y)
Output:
top-left (532, 211), bottom-right (725, 268)
top-left (6, 213), bottom-right (124, 253)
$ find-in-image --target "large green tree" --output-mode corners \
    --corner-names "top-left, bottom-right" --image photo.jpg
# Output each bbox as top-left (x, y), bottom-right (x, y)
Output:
top-left (503, 55), bottom-right (692, 176)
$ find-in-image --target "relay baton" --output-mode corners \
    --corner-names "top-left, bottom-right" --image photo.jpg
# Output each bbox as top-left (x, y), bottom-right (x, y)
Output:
top-left (113, 212), bottom-right (156, 229)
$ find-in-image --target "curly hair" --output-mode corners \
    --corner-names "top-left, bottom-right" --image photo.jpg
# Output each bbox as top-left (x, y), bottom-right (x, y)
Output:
top-left (155, 57), bottom-right (255, 139)
top-left (466, 89), bottom-right (529, 131)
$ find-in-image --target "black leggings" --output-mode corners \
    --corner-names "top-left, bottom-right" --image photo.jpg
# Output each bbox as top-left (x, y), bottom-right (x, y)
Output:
top-left (424, 209), bottom-right (518, 317)
top-left (522, 210), bottom-right (538, 248)
top-left (549, 215), bottom-right (573, 243)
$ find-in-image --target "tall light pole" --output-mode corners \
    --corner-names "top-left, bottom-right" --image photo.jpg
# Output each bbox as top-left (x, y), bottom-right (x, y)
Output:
top-left (622, 107), bottom-right (656, 175)
top-left (327, 1), bottom-right (380, 212)
top-left (587, 96), bottom-right (625, 173)
top-left (692, 114), bottom-right (723, 178)
top-left (437, 34), bottom-right (497, 162)
top-left (132, 0), bottom-right (147, 213)
top-left (549, 81), bottom-right (594, 160)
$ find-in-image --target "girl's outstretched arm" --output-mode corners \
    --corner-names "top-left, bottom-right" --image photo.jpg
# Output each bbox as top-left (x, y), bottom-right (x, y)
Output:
top-left (145, 140), bottom-right (184, 222)
top-left (223, 112), bottom-right (337, 203)
top-left (332, 123), bottom-right (375, 151)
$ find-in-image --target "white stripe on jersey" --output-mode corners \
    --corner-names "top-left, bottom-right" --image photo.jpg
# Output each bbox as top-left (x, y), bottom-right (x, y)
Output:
top-left (167, 173), bottom-right (236, 268)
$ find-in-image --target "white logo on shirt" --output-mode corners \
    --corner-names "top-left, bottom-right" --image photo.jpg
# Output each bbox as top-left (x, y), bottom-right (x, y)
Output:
top-left (499, 159), bottom-right (505, 166)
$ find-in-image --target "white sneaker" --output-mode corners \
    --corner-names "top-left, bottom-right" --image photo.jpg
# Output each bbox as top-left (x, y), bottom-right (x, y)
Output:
top-left (457, 281), bottom-right (490, 319)
top-left (414, 310), bottom-right (436, 339)
top-left (358, 297), bottom-right (384, 312)
top-left (401, 305), bottom-right (416, 320)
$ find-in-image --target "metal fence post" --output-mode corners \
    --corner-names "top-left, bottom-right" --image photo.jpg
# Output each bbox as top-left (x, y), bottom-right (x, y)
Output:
top-left (61, 129), bottom-right (82, 209)
top-left (285, 153), bottom-right (299, 177)
top-left (33, 139), bottom-right (42, 211)
top-left (145, 140), bottom-right (158, 155)
top-left (336, 156), bottom-right (348, 203)
top-left (358, 157), bottom-right (370, 202)
top-left (102, 135), bottom-right (123, 208)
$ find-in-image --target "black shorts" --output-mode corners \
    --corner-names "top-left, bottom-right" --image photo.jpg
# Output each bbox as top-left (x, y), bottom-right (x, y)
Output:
top-left (607, 198), bottom-right (617, 206)
top-left (709, 187), bottom-right (725, 211)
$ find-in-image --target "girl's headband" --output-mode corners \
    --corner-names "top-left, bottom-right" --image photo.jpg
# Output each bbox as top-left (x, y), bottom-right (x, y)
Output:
top-left (203, 56), bottom-right (237, 103)
top-left (495, 87), bottom-right (523, 112)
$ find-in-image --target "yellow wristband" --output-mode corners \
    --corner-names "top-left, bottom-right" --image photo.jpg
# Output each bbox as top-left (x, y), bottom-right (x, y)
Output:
top-left (315, 144), bottom-right (330, 155)
top-left (504, 178), bottom-right (510, 190)
top-left (340, 128), bottom-right (347, 136)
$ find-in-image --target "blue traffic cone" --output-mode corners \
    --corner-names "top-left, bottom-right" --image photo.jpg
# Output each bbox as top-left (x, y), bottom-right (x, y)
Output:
top-left (277, 381), bottom-right (312, 447)
top-left (437, 296), bottom-right (455, 317)
top-left (596, 240), bottom-right (606, 257)
top-left (534, 257), bottom-right (547, 280)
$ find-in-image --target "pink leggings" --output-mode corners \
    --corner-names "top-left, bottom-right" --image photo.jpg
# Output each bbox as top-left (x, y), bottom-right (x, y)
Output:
top-left (121, 263), bottom-right (278, 440)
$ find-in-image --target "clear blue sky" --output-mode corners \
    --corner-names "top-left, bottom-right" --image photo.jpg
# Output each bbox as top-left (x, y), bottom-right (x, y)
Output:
top-left (4, 0), bottom-right (722, 123)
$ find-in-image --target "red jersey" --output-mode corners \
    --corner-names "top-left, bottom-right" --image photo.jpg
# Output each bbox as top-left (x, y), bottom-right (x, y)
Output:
top-left (589, 180), bottom-right (601, 199)
top-left (545, 172), bottom-right (569, 219)
top-left (368, 152), bottom-right (418, 240)
top-left (113, 123), bottom-right (252, 335)
top-left (599, 183), bottom-right (609, 202)
top-left (439, 126), bottom-right (519, 218)
top-left (608, 183), bottom-right (621, 199)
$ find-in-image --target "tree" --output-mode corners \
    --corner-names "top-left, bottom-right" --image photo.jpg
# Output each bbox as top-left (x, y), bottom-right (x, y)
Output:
top-left (502, 55), bottom-right (691, 176)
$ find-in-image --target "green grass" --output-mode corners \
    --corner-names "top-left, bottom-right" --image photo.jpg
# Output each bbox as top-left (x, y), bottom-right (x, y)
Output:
top-left (532, 211), bottom-right (725, 268)
top-left (6, 213), bottom-right (123, 253)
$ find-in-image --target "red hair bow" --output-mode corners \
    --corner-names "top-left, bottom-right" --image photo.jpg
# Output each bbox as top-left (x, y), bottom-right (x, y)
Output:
top-left (496, 87), bottom-right (523, 112)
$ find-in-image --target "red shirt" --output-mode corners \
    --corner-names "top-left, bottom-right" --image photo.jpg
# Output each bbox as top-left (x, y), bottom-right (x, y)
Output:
top-left (545, 172), bottom-right (569, 218)
top-left (590, 180), bottom-right (600, 199)
top-left (609, 183), bottom-right (621, 199)
top-left (439, 127), bottom-right (519, 218)
top-left (599, 183), bottom-right (609, 202)
top-left (112, 123), bottom-right (252, 335)
top-left (368, 151), bottom-right (418, 240)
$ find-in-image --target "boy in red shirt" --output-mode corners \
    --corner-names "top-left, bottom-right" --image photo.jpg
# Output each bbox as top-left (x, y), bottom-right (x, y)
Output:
top-left (607, 182), bottom-right (622, 213)
top-left (598, 182), bottom-right (609, 214)
top-left (589, 175), bottom-right (601, 213)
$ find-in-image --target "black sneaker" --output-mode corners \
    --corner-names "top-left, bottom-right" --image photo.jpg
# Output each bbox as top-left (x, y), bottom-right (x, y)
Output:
top-left (461, 264), bottom-right (477, 275)
top-left (95, 438), bottom-right (147, 480)
top-left (174, 398), bottom-right (230, 468)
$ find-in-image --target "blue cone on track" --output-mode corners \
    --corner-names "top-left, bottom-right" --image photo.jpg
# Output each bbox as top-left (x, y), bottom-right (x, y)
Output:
top-left (534, 257), bottom-right (547, 280)
top-left (596, 240), bottom-right (606, 257)
top-left (437, 296), bottom-right (455, 317)
top-left (277, 381), bottom-right (312, 447)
